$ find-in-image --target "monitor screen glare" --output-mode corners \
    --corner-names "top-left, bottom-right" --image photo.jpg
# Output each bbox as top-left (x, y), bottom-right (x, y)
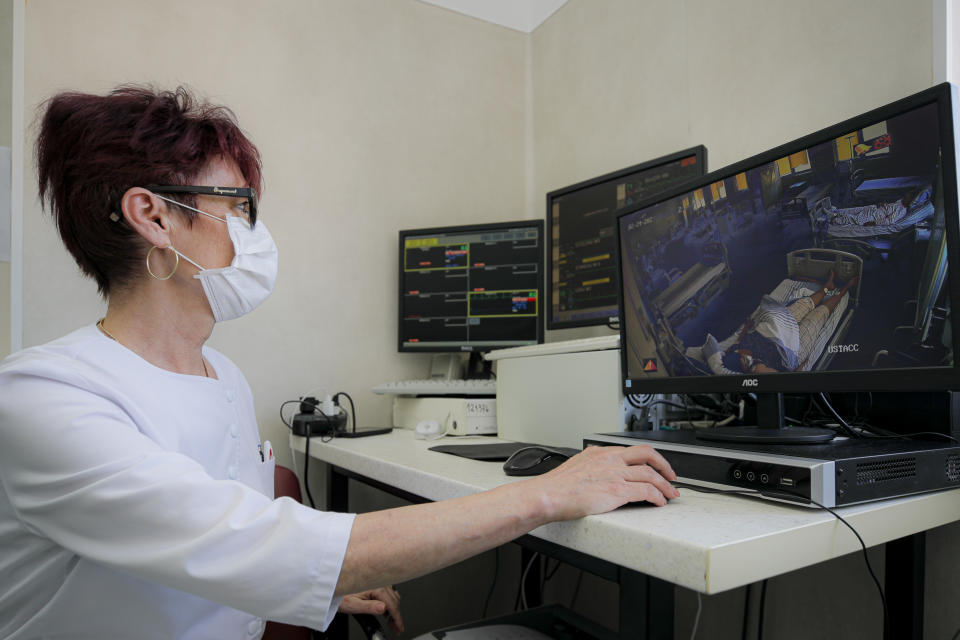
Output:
top-left (619, 94), bottom-right (952, 393)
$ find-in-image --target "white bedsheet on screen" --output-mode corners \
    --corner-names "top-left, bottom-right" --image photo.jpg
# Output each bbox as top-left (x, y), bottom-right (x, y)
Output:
top-left (685, 278), bottom-right (850, 373)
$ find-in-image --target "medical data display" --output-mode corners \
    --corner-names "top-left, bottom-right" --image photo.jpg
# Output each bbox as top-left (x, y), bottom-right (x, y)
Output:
top-left (399, 221), bottom-right (544, 352)
top-left (547, 147), bottom-right (706, 329)
top-left (618, 84), bottom-right (959, 394)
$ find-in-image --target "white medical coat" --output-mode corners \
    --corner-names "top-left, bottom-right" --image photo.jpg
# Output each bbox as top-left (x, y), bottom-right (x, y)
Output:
top-left (0, 326), bottom-right (355, 639)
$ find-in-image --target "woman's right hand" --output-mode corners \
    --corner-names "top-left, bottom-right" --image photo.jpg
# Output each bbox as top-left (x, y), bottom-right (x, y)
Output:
top-left (528, 445), bottom-right (680, 522)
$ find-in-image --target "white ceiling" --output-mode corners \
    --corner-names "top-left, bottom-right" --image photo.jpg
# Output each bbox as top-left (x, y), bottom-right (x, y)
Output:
top-left (419, 0), bottom-right (568, 33)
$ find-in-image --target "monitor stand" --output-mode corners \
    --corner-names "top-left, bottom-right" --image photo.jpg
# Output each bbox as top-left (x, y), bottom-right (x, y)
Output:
top-left (695, 393), bottom-right (836, 444)
top-left (465, 351), bottom-right (494, 380)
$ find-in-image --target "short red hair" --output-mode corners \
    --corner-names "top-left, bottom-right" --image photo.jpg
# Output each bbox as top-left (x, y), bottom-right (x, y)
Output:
top-left (36, 85), bottom-right (263, 296)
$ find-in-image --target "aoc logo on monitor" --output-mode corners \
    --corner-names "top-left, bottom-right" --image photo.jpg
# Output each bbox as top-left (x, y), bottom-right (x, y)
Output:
top-left (742, 379), bottom-right (759, 387)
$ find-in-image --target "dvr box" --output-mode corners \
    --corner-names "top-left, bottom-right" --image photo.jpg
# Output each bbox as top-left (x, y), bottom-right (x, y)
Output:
top-left (584, 430), bottom-right (960, 507)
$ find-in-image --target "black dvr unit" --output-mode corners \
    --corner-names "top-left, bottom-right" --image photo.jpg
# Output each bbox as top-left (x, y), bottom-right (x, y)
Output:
top-left (584, 431), bottom-right (960, 507)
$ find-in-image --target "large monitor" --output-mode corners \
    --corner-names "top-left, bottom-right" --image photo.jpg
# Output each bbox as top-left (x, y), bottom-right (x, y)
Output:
top-left (399, 220), bottom-right (544, 355)
top-left (547, 147), bottom-right (707, 330)
top-left (617, 83), bottom-right (959, 442)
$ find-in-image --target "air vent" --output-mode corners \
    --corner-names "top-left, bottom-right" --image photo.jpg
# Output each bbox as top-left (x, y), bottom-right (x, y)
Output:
top-left (946, 454), bottom-right (960, 483)
top-left (856, 457), bottom-right (916, 486)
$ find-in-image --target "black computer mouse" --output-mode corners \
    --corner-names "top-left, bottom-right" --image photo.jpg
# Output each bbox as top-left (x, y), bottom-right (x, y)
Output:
top-left (502, 446), bottom-right (578, 476)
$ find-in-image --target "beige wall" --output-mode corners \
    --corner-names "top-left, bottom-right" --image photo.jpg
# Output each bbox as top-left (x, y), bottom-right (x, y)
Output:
top-left (534, 0), bottom-right (934, 341)
top-left (18, 2), bottom-right (960, 637)
top-left (0, 0), bottom-right (12, 359)
top-left (22, 0), bottom-right (528, 471)
top-left (953, 0), bottom-right (960, 84)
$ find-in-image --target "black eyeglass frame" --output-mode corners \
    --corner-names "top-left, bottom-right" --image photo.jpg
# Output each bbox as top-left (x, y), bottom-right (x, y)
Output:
top-left (145, 184), bottom-right (258, 225)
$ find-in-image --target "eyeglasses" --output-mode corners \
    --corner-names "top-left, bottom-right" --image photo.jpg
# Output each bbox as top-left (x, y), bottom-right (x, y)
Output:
top-left (145, 184), bottom-right (258, 225)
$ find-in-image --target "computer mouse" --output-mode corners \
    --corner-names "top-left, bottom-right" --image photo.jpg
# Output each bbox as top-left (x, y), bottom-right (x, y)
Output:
top-left (414, 419), bottom-right (442, 439)
top-left (502, 446), bottom-right (576, 476)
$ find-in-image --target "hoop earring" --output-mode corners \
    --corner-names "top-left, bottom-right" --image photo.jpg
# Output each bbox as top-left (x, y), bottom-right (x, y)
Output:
top-left (146, 245), bottom-right (179, 281)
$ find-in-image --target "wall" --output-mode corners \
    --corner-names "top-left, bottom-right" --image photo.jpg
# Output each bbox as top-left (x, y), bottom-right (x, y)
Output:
top-left (22, 0), bottom-right (528, 473)
top-left (0, 0), bottom-right (11, 359)
top-left (18, 1), bottom-right (960, 639)
top-left (529, 1), bottom-right (959, 639)
top-left (534, 0), bottom-right (935, 342)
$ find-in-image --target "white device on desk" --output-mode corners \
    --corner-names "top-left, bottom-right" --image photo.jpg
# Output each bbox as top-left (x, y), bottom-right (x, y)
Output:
top-left (486, 335), bottom-right (623, 449)
top-left (393, 396), bottom-right (497, 435)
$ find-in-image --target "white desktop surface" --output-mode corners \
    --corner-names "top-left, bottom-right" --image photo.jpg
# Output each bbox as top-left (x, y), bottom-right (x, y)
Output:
top-left (292, 429), bottom-right (960, 594)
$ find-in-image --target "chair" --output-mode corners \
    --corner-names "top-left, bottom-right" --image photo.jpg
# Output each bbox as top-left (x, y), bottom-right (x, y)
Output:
top-left (262, 465), bottom-right (312, 640)
top-left (264, 465), bottom-right (383, 640)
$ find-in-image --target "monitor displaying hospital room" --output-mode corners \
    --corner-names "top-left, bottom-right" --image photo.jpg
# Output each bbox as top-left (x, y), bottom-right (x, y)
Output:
top-left (617, 83), bottom-right (960, 396)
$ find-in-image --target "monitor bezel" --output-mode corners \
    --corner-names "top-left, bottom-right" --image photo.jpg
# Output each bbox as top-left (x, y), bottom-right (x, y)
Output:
top-left (398, 219), bottom-right (545, 353)
top-left (615, 82), bottom-right (960, 395)
top-left (546, 145), bottom-right (708, 330)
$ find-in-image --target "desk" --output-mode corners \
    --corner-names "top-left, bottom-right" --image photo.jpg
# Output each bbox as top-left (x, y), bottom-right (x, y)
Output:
top-left (293, 430), bottom-right (960, 639)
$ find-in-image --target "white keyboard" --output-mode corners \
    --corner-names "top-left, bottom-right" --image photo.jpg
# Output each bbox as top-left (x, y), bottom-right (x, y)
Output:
top-left (486, 334), bottom-right (620, 361)
top-left (372, 379), bottom-right (497, 396)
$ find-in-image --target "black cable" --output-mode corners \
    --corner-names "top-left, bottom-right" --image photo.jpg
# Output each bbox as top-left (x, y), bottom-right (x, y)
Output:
top-left (544, 557), bottom-right (563, 582)
top-left (816, 392), bottom-right (860, 438)
top-left (569, 570), bottom-right (584, 610)
top-left (741, 584), bottom-right (752, 640)
top-left (287, 398), bottom-right (335, 509)
top-left (757, 580), bottom-right (767, 640)
top-left (302, 433), bottom-right (316, 508)
top-left (645, 399), bottom-right (732, 419)
top-left (482, 546), bottom-right (499, 619)
top-left (333, 391), bottom-right (357, 433)
top-left (681, 483), bottom-right (888, 637)
top-left (279, 399), bottom-right (301, 429)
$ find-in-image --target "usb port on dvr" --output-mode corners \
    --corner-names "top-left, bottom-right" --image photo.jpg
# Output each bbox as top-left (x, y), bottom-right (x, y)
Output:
top-left (779, 477), bottom-right (795, 487)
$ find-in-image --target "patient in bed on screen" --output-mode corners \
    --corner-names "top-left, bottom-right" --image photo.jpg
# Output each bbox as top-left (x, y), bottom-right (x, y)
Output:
top-left (719, 271), bottom-right (859, 373)
top-left (822, 186), bottom-right (930, 227)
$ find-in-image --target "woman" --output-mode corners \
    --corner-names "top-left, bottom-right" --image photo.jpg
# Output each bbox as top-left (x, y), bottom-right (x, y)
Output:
top-left (0, 86), bottom-right (679, 639)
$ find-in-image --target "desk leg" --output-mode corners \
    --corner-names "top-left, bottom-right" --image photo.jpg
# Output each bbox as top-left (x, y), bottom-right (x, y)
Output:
top-left (884, 532), bottom-right (925, 640)
top-left (324, 466), bottom-right (349, 640)
top-left (619, 568), bottom-right (674, 640)
top-left (327, 464), bottom-right (349, 512)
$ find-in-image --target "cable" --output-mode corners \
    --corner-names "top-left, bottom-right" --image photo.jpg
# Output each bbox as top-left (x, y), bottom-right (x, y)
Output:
top-left (816, 393), bottom-right (860, 438)
top-left (279, 399), bottom-right (301, 429)
top-left (482, 546), bottom-right (499, 619)
top-left (333, 391), bottom-right (357, 433)
top-left (569, 569), bottom-right (584, 610)
top-left (690, 591), bottom-right (702, 640)
top-left (757, 580), bottom-right (767, 640)
top-left (644, 398), bottom-right (732, 419)
top-left (680, 483), bottom-right (888, 638)
top-left (741, 584), bottom-right (751, 640)
top-left (302, 433), bottom-right (316, 508)
top-left (519, 553), bottom-right (539, 610)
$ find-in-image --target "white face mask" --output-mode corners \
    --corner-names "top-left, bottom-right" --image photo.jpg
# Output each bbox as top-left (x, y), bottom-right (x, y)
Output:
top-left (153, 194), bottom-right (279, 322)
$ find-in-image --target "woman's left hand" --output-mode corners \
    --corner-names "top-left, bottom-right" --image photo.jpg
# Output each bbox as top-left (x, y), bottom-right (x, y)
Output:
top-left (339, 586), bottom-right (404, 633)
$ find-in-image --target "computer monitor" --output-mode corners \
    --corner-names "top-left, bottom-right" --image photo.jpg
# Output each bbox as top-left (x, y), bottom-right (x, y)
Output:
top-left (547, 147), bottom-right (707, 330)
top-left (399, 220), bottom-right (544, 364)
top-left (616, 83), bottom-right (960, 443)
